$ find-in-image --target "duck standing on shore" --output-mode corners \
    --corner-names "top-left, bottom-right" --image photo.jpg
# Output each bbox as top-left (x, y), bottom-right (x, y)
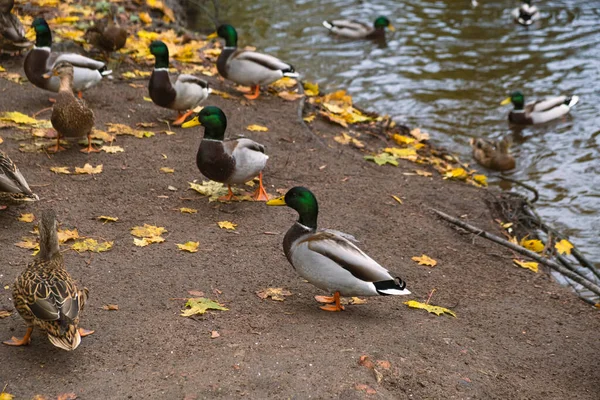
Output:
top-left (322, 16), bottom-right (395, 40)
top-left (182, 106), bottom-right (269, 201)
top-left (511, 0), bottom-right (540, 26)
top-left (148, 40), bottom-right (210, 126)
top-left (24, 18), bottom-right (112, 99)
top-left (45, 62), bottom-right (97, 153)
top-left (501, 90), bottom-right (579, 125)
top-left (3, 210), bottom-right (94, 350)
top-left (0, 150), bottom-right (38, 209)
top-left (211, 24), bottom-right (299, 100)
top-left (0, 0), bottom-right (32, 53)
top-left (84, 3), bottom-right (128, 61)
top-left (267, 187), bottom-right (411, 312)
top-left (470, 137), bottom-right (516, 172)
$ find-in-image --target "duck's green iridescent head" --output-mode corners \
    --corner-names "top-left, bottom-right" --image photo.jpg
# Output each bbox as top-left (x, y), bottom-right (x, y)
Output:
top-left (32, 18), bottom-right (52, 47)
top-left (216, 24), bottom-right (238, 47)
top-left (181, 106), bottom-right (227, 140)
top-left (149, 40), bottom-right (169, 68)
top-left (501, 91), bottom-right (525, 110)
top-left (267, 186), bottom-right (319, 228)
top-left (374, 16), bottom-right (395, 31)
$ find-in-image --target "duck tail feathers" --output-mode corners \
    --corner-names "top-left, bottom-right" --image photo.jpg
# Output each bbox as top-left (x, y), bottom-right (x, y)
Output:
top-left (99, 66), bottom-right (113, 76)
top-left (322, 20), bottom-right (334, 30)
top-left (565, 95), bottom-right (579, 108)
top-left (48, 329), bottom-right (81, 351)
top-left (374, 277), bottom-right (411, 296)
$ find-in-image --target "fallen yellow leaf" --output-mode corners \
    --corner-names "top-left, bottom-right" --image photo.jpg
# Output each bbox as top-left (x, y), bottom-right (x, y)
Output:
top-left (176, 241), bottom-right (199, 253)
top-left (160, 167), bottom-right (174, 173)
top-left (131, 224), bottom-right (167, 238)
top-left (385, 147), bottom-right (417, 159)
top-left (411, 254), bottom-right (437, 267)
top-left (179, 207), bottom-right (197, 214)
top-left (303, 114), bottom-right (316, 123)
top-left (364, 153), bottom-right (398, 166)
top-left (139, 12), bottom-right (152, 24)
top-left (473, 174), bottom-right (488, 186)
top-left (303, 81), bottom-right (319, 97)
top-left (71, 238), bottom-right (113, 253)
top-left (101, 145), bottom-right (124, 153)
top-left (256, 287), bottom-right (292, 301)
top-left (519, 236), bottom-right (544, 253)
top-left (415, 169), bottom-right (433, 177)
top-left (278, 91), bottom-right (304, 101)
top-left (57, 228), bottom-right (79, 244)
top-left (404, 300), bottom-right (456, 317)
top-left (50, 166), bottom-right (71, 174)
top-left (217, 221), bottom-right (237, 230)
top-left (555, 239), bottom-right (573, 256)
top-left (0, 111), bottom-right (40, 125)
top-left (334, 132), bottom-right (365, 148)
top-left (15, 237), bottom-right (38, 250)
top-left (392, 134), bottom-right (416, 146)
top-left (180, 297), bottom-right (228, 317)
top-left (269, 77), bottom-right (297, 89)
top-left (75, 164), bottom-right (103, 175)
top-left (18, 213), bottom-right (35, 223)
top-left (133, 236), bottom-right (165, 247)
top-left (0, 391), bottom-right (15, 400)
top-left (97, 215), bottom-right (118, 223)
top-left (106, 123), bottom-right (154, 139)
top-left (410, 128), bottom-right (430, 141)
top-left (246, 124), bottom-right (268, 132)
top-left (349, 297), bottom-right (368, 305)
top-left (444, 167), bottom-right (468, 180)
top-left (391, 195), bottom-right (403, 205)
top-left (513, 259), bottom-right (539, 273)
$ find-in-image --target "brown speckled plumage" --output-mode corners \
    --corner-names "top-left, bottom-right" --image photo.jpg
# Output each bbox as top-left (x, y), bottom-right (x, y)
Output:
top-left (7, 210), bottom-right (90, 350)
top-left (0, 0), bottom-right (32, 53)
top-left (0, 150), bottom-right (38, 204)
top-left (84, 4), bottom-right (127, 55)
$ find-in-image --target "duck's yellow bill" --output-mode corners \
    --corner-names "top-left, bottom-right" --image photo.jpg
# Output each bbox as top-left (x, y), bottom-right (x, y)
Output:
top-left (181, 116), bottom-right (201, 128)
top-left (500, 97), bottom-right (512, 105)
top-left (266, 196), bottom-right (286, 206)
top-left (388, 24), bottom-right (396, 32)
top-left (206, 32), bottom-right (218, 39)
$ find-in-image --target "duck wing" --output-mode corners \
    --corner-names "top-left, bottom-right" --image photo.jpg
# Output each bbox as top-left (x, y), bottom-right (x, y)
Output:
top-left (302, 231), bottom-right (393, 282)
top-left (528, 96), bottom-right (567, 113)
top-left (176, 74), bottom-right (210, 89)
top-left (234, 50), bottom-right (295, 73)
top-left (0, 151), bottom-right (35, 195)
top-left (47, 52), bottom-right (108, 72)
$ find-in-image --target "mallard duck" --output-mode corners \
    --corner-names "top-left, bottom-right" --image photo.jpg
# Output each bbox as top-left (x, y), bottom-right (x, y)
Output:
top-left (266, 187), bottom-right (411, 312)
top-left (501, 91), bottom-right (579, 125)
top-left (470, 137), bottom-right (516, 171)
top-left (84, 3), bottom-right (128, 61)
top-left (181, 106), bottom-right (269, 201)
top-left (45, 61), bottom-right (97, 153)
top-left (511, 0), bottom-right (540, 26)
top-left (322, 16), bottom-right (395, 39)
top-left (210, 24), bottom-right (299, 100)
top-left (0, 0), bottom-right (32, 53)
top-left (24, 18), bottom-right (112, 97)
top-left (149, 40), bottom-right (211, 126)
top-left (0, 150), bottom-right (38, 208)
top-left (3, 210), bottom-right (93, 350)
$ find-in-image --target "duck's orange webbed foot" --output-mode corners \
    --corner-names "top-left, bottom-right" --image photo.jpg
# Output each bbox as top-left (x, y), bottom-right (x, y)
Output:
top-left (79, 328), bottom-right (95, 337)
top-left (314, 295), bottom-right (335, 304)
top-left (318, 292), bottom-right (345, 312)
top-left (80, 133), bottom-right (101, 153)
top-left (173, 110), bottom-right (194, 126)
top-left (252, 172), bottom-right (269, 201)
top-left (243, 85), bottom-right (260, 100)
top-left (47, 136), bottom-right (66, 153)
top-left (218, 185), bottom-right (239, 202)
top-left (3, 326), bottom-right (33, 346)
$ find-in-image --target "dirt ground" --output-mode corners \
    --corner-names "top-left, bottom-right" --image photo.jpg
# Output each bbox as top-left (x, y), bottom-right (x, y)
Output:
top-left (0, 55), bottom-right (599, 400)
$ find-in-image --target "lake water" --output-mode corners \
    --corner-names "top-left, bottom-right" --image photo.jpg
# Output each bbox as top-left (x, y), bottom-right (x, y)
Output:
top-left (186, 0), bottom-right (600, 265)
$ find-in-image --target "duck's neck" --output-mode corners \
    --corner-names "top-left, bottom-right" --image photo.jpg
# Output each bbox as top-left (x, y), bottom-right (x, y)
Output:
top-left (35, 31), bottom-right (52, 48)
top-left (297, 211), bottom-right (318, 230)
top-left (38, 227), bottom-right (60, 263)
top-left (58, 74), bottom-right (73, 92)
top-left (202, 126), bottom-right (226, 141)
top-left (153, 54), bottom-right (169, 69)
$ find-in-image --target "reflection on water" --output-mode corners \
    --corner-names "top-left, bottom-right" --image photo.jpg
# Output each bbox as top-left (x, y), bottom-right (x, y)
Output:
top-left (186, 0), bottom-right (599, 264)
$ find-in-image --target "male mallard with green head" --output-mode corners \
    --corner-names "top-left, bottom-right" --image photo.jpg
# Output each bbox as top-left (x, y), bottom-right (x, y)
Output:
top-left (511, 0), bottom-right (540, 26)
top-left (24, 18), bottom-right (112, 98)
top-left (45, 61), bottom-right (97, 153)
top-left (470, 137), bottom-right (516, 172)
top-left (182, 106), bottom-right (269, 201)
top-left (501, 90), bottom-right (579, 125)
top-left (267, 187), bottom-right (411, 312)
top-left (84, 3), bottom-right (128, 61)
top-left (0, 150), bottom-right (38, 209)
top-left (211, 24), bottom-right (299, 100)
top-left (3, 210), bottom-right (94, 350)
top-left (0, 0), bottom-right (32, 53)
top-left (322, 16), bottom-right (395, 39)
top-left (148, 40), bottom-right (210, 126)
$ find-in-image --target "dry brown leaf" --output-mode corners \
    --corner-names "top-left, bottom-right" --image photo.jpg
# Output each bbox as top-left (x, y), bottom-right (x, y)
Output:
top-left (50, 166), bottom-right (71, 174)
top-left (180, 207), bottom-right (198, 214)
top-left (411, 254), bottom-right (437, 267)
top-left (256, 287), bottom-right (292, 301)
top-left (102, 304), bottom-right (119, 311)
top-left (211, 330), bottom-right (220, 339)
top-left (75, 164), bottom-right (103, 175)
top-left (176, 241), bottom-right (199, 253)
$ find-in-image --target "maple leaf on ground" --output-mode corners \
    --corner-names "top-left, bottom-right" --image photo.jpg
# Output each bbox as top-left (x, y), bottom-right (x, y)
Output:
top-left (133, 236), bottom-right (164, 247)
top-left (176, 241), bottom-right (199, 253)
top-left (0, 111), bottom-right (40, 125)
top-left (180, 297), bottom-right (228, 317)
top-left (256, 288), bottom-right (292, 301)
top-left (131, 224), bottom-right (167, 238)
top-left (364, 153), bottom-right (398, 166)
top-left (18, 213), bottom-right (34, 222)
top-left (473, 174), bottom-right (488, 186)
top-left (555, 239), bottom-right (573, 255)
top-left (71, 239), bottom-right (113, 253)
top-left (444, 167), bottom-right (468, 180)
top-left (75, 163), bottom-right (103, 175)
top-left (50, 166), bottom-right (71, 174)
top-left (303, 114), bottom-right (316, 123)
top-left (411, 254), bottom-right (437, 267)
top-left (513, 259), bottom-right (539, 273)
top-left (519, 236), bottom-right (544, 253)
top-left (57, 228), bottom-right (79, 244)
top-left (217, 221), bottom-right (237, 230)
top-left (404, 300), bottom-right (456, 317)
top-left (180, 208), bottom-right (197, 214)
top-left (101, 145), bottom-right (124, 153)
top-left (385, 147), bottom-right (417, 159)
top-left (97, 215), bottom-right (118, 223)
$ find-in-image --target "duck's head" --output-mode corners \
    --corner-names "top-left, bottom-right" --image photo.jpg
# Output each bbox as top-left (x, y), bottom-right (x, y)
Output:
top-left (209, 24), bottom-right (238, 47)
top-left (38, 209), bottom-right (60, 260)
top-left (501, 91), bottom-right (524, 109)
top-left (267, 186), bottom-right (319, 228)
top-left (32, 18), bottom-right (52, 47)
top-left (181, 106), bottom-right (227, 140)
top-left (43, 61), bottom-right (74, 80)
top-left (374, 16), bottom-right (395, 31)
top-left (149, 40), bottom-right (169, 68)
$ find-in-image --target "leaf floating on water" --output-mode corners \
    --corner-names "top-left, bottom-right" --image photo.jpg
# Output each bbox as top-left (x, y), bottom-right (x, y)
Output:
top-left (555, 239), bottom-right (573, 255)
top-left (411, 254), bottom-right (437, 267)
top-left (18, 213), bottom-right (35, 223)
top-left (217, 221), bottom-right (237, 230)
top-left (256, 287), bottom-right (292, 301)
top-left (513, 259), bottom-right (539, 273)
top-left (75, 163), bottom-right (103, 175)
top-left (180, 297), bottom-right (228, 317)
top-left (364, 153), bottom-right (398, 166)
top-left (404, 300), bottom-right (456, 317)
top-left (246, 124), bottom-right (268, 132)
top-left (176, 241), bottom-right (199, 253)
top-left (519, 236), bottom-right (544, 253)
top-left (50, 166), bottom-right (71, 174)
top-left (71, 238), bottom-right (113, 253)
